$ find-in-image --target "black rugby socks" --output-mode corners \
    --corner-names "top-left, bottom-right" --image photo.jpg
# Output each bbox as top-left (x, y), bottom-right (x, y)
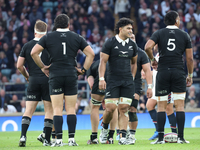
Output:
top-left (21, 116), bottom-right (31, 137)
top-left (54, 116), bottom-right (63, 139)
top-left (67, 114), bottom-right (77, 138)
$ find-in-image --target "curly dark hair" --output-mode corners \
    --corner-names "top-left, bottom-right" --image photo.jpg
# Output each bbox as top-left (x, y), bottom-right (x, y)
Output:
top-left (54, 14), bottom-right (69, 29)
top-left (114, 18), bottom-right (134, 34)
top-left (164, 11), bottom-right (179, 26)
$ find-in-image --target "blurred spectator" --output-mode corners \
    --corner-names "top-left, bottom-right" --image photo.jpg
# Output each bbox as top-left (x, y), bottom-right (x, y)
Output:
top-left (186, 86), bottom-right (200, 103)
top-left (186, 99), bottom-right (197, 109)
top-left (0, 7), bottom-right (8, 21)
top-left (20, 14), bottom-right (30, 27)
top-left (0, 89), bottom-right (10, 108)
top-left (11, 69), bottom-right (25, 83)
top-left (0, 51), bottom-right (12, 78)
top-left (2, 43), bottom-right (14, 69)
top-left (89, 35), bottom-right (101, 61)
top-left (185, 7), bottom-right (199, 23)
top-left (114, 0), bottom-right (131, 18)
top-left (186, 15), bottom-right (200, 30)
top-left (6, 12), bottom-right (20, 31)
top-left (193, 59), bottom-right (200, 78)
top-left (88, 0), bottom-right (100, 17)
top-left (28, 6), bottom-right (43, 25)
top-left (170, 0), bottom-right (185, 12)
top-left (150, 0), bottom-right (162, 15)
top-left (0, 103), bottom-right (17, 114)
top-left (20, 100), bottom-right (26, 113)
top-left (152, 14), bottom-right (165, 29)
top-left (33, 0), bottom-right (43, 14)
top-left (0, 12), bottom-right (6, 30)
top-left (184, 0), bottom-right (197, 14)
top-left (88, 27), bottom-right (101, 43)
top-left (76, 94), bottom-right (88, 114)
top-left (189, 28), bottom-right (200, 45)
top-left (193, 45), bottom-right (200, 60)
top-left (161, 0), bottom-right (170, 16)
top-left (138, 91), bottom-right (147, 113)
top-left (42, 0), bottom-right (53, 13)
top-left (0, 28), bottom-right (9, 47)
top-left (1, 75), bottom-right (12, 91)
top-left (79, 0), bottom-right (90, 12)
top-left (177, 9), bottom-right (185, 23)
top-left (138, 2), bottom-right (152, 19)
top-left (101, 3), bottom-right (114, 31)
top-left (137, 13), bottom-right (151, 32)
top-left (10, 94), bottom-right (21, 112)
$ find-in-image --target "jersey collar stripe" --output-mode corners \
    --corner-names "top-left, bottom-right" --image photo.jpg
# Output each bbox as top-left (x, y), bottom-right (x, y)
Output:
top-left (33, 37), bottom-right (40, 41)
top-left (115, 34), bottom-right (129, 44)
top-left (56, 28), bottom-right (70, 32)
top-left (166, 25), bottom-right (178, 29)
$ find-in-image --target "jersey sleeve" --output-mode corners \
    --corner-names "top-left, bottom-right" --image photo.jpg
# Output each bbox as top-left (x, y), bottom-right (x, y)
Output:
top-left (19, 44), bottom-right (26, 58)
top-left (150, 30), bottom-right (159, 44)
top-left (86, 62), bottom-right (97, 78)
top-left (141, 50), bottom-right (150, 65)
top-left (37, 35), bottom-right (47, 48)
top-left (132, 42), bottom-right (138, 57)
top-left (79, 35), bottom-right (89, 51)
top-left (185, 32), bottom-right (192, 49)
top-left (101, 39), bottom-right (112, 55)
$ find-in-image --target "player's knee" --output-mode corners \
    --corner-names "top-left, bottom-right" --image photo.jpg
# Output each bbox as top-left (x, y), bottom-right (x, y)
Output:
top-left (128, 112), bottom-right (138, 122)
top-left (91, 98), bottom-right (102, 106)
top-left (119, 107), bottom-right (129, 117)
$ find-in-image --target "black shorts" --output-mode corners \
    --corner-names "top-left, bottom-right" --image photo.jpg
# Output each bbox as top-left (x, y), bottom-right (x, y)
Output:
top-left (105, 80), bottom-right (134, 99)
top-left (91, 80), bottom-right (105, 95)
top-left (27, 76), bottom-right (50, 101)
top-left (49, 76), bottom-right (78, 95)
top-left (156, 69), bottom-right (186, 96)
top-left (134, 81), bottom-right (142, 96)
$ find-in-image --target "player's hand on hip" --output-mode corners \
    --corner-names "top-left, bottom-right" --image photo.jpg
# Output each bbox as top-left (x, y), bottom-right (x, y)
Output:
top-left (186, 76), bottom-right (193, 87)
top-left (146, 88), bottom-right (152, 98)
top-left (151, 60), bottom-right (158, 69)
top-left (41, 65), bottom-right (50, 77)
top-left (99, 80), bottom-right (106, 91)
top-left (75, 67), bottom-right (84, 75)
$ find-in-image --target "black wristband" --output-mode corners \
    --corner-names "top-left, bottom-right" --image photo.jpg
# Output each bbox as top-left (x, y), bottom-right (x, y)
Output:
top-left (81, 67), bottom-right (87, 73)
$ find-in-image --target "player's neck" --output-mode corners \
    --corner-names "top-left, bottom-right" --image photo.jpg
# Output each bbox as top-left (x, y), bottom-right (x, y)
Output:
top-left (118, 34), bottom-right (127, 41)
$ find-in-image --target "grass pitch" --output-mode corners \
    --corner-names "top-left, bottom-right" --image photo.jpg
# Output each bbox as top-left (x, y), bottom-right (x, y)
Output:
top-left (0, 128), bottom-right (199, 150)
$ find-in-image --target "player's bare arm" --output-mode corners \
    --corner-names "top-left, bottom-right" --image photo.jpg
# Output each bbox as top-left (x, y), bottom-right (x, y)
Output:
top-left (77, 45), bottom-right (95, 75)
top-left (145, 40), bottom-right (158, 68)
top-left (185, 48), bottom-right (193, 87)
top-left (31, 44), bottom-right (50, 77)
top-left (17, 56), bottom-right (29, 81)
top-left (142, 63), bottom-right (152, 98)
top-left (98, 52), bottom-right (109, 90)
top-left (87, 76), bottom-right (94, 90)
top-left (131, 55), bottom-right (138, 79)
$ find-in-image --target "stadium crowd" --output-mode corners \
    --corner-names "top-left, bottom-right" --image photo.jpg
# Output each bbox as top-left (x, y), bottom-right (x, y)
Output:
top-left (0, 0), bottom-right (200, 114)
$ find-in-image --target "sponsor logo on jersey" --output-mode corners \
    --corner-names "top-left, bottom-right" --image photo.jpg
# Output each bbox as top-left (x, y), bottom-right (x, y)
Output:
top-left (169, 30), bottom-right (175, 34)
top-left (106, 91), bottom-right (111, 96)
top-left (129, 46), bottom-right (133, 50)
top-left (114, 46), bottom-right (119, 49)
top-left (27, 95), bottom-right (36, 99)
top-left (158, 90), bottom-right (167, 94)
top-left (61, 33), bottom-right (66, 37)
top-left (119, 51), bottom-right (128, 57)
top-left (52, 88), bottom-right (62, 93)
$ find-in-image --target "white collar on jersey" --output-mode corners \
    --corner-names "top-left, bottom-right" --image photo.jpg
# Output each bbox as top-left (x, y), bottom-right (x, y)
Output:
top-left (166, 25), bottom-right (179, 29)
top-left (115, 34), bottom-right (129, 46)
top-left (56, 28), bottom-right (70, 32)
top-left (33, 37), bottom-right (40, 41)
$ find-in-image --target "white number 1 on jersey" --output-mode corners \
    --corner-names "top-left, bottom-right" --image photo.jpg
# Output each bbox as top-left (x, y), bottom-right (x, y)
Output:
top-left (62, 42), bottom-right (66, 55)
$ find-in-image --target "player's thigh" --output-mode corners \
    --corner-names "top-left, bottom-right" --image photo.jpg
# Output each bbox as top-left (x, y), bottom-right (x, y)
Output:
top-left (119, 81), bottom-right (134, 105)
top-left (105, 80), bottom-right (120, 99)
top-left (156, 70), bottom-right (170, 96)
top-left (171, 70), bottom-right (186, 93)
top-left (64, 95), bottom-right (77, 114)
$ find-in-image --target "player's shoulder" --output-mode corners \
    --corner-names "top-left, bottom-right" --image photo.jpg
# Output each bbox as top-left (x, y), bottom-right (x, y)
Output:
top-left (22, 40), bottom-right (35, 49)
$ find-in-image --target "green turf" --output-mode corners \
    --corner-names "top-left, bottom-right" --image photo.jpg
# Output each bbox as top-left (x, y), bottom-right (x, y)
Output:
top-left (0, 128), bottom-right (199, 150)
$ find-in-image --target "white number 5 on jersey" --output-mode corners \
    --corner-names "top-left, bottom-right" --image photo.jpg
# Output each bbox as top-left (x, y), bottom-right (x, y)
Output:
top-left (167, 39), bottom-right (176, 51)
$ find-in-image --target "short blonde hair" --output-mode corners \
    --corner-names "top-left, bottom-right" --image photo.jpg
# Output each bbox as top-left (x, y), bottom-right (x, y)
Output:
top-left (34, 20), bottom-right (47, 33)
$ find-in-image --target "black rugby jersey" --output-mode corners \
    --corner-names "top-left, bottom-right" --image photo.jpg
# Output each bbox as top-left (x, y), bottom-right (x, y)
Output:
top-left (87, 60), bottom-right (108, 82)
top-left (38, 29), bottom-right (88, 78)
top-left (135, 47), bottom-right (149, 83)
top-left (101, 35), bottom-right (138, 80)
top-left (20, 38), bottom-right (50, 77)
top-left (150, 25), bottom-right (192, 70)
